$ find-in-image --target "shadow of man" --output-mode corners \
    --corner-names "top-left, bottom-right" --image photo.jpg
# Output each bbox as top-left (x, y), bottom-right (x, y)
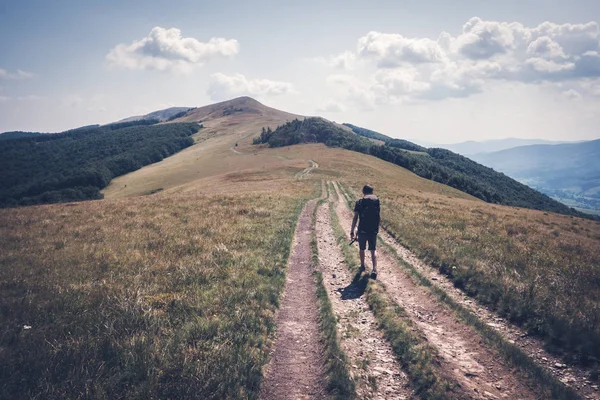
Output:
top-left (336, 272), bottom-right (369, 300)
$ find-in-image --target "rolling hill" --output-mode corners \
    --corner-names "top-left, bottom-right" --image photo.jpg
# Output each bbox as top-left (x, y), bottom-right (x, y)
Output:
top-left (256, 118), bottom-right (584, 216)
top-left (471, 139), bottom-right (600, 213)
top-left (103, 96), bottom-right (303, 198)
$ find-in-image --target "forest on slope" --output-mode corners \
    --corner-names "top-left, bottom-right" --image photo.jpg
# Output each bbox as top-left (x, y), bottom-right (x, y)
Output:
top-left (0, 122), bottom-right (200, 207)
top-left (255, 118), bottom-right (585, 217)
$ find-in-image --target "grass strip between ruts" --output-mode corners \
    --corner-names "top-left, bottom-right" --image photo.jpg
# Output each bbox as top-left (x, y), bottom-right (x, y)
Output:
top-left (335, 182), bottom-right (582, 400)
top-left (327, 183), bottom-right (453, 399)
top-left (310, 196), bottom-right (357, 399)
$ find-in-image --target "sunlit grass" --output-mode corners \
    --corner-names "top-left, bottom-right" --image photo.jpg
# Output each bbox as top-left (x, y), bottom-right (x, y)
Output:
top-left (0, 176), bottom-right (316, 399)
top-left (331, 156), bottom-right (600, 363)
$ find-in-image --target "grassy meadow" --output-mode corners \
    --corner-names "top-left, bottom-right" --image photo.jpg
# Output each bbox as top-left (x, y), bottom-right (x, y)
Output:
top-left (0, 171), bottom-right (316, 399)
top-left (3, 130), bottom-right (599, 399)
top-left (258, 143), bottom-right (600, 363)
top-left (315, 146), bottom-right (600, 364)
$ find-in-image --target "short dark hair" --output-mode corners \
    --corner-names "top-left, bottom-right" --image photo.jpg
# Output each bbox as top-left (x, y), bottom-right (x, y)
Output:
top-left (362, 185), bottom-right (374, 194)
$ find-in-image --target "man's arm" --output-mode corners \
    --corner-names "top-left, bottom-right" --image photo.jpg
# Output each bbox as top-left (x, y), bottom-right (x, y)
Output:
top-left (351, 211), bottom-right (359, 239)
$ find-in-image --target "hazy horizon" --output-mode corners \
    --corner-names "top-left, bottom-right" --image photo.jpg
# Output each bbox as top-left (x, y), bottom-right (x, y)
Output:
top-left (2, 0), bottom-right (600, 143)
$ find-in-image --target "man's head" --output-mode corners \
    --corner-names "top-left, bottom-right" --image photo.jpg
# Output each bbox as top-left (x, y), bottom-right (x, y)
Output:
top-left (362, 185), bottom-right (374, 195)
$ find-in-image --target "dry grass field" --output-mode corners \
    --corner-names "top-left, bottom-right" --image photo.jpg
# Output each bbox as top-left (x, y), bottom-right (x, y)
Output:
top-left (255, 141), bottom-right (600, 361)
top-left (0, 170), bottom-right (317, 399)
top-left (3, 100), bottom-right (600, 398)
top-left (327, 150), bottom-right (600, 363)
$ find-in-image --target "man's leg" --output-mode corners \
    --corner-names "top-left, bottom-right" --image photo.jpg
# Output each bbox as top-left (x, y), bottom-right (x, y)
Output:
top-left (370, 250), bottom-right (377, 273)
top-left (369, 234), bottom-right (378, 279)
top-left (358, 234), bottom-right (367, 270)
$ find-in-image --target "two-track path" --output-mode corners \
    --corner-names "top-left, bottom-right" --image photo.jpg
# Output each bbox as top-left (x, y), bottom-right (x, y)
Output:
top-left (315, 198), bottom-right (414, 399)
top-left (330, 181), bottom-right (538, 400)
top-left (262, 177), bottom-right (583, 399)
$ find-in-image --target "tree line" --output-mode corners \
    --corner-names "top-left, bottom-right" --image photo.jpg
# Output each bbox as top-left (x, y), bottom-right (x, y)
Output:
top-left (0, 122), bottom-right (200, 207)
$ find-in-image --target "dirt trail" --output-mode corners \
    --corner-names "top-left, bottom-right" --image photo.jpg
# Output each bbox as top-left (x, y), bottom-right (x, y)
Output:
top-left (330, 181), bottom-right (538, 400)
top-left (295, 160), bottom-right (319, 179)
top-left (260, 198), bottom-right (326, 400)
top-left (315, 199), bottom-right (414, 399)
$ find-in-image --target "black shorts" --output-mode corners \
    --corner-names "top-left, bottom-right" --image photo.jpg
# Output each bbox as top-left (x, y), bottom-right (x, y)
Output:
top-left (358, 232), bottom-right (377, 251)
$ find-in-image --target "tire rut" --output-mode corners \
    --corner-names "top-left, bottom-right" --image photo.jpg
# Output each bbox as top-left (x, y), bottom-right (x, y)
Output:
top-left (331, 181), bottom-right (538, 400)
top-left (315, 198), bottom-right (415, 399)
top-left (260, 198), bottom-right (327, 400)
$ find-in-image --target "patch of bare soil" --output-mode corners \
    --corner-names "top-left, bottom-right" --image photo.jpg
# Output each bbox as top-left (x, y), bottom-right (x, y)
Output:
top-left (315, 201), bottom-right (415, 399)
top-left (260, 199), bottom-right (327, 400)
top-left (380, 225), bottom-right (600, 399)
top-left (331, 182), bottom-right (538, 400)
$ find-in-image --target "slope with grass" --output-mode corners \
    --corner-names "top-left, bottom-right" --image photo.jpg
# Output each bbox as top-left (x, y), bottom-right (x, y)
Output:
top-left (256, 117), bottom-right (583, 216)
top-left (0, 168), bottom-right (317, 399)
top-left (103, 97), bottom-right (304, 198)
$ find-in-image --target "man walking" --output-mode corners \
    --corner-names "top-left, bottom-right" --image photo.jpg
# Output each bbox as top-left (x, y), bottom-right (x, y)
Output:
top-left (350, 185), bottom-right (380, 279)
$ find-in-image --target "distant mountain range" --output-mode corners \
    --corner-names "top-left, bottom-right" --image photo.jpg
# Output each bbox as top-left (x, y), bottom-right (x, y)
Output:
top-left (410, 138), bottom-right (574, 156)
top-left (471, 140), bottom-right (600, 214)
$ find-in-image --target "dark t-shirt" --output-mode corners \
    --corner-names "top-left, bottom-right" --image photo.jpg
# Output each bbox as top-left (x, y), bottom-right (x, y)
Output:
top-left (354, 194), bottom-right (380, 234)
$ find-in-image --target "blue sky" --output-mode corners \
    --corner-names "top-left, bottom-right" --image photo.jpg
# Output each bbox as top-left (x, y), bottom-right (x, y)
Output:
top-left (1, 0), bottom-right (600, 143)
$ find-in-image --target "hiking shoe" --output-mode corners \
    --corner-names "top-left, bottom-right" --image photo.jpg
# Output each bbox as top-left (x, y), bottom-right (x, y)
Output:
top-left (370, 270), bottom-right (378, 280)
top-left (359, 265), bottom-right (365, 272)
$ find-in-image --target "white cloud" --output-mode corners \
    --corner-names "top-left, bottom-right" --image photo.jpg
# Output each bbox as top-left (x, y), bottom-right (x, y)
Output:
top-left (358, 31), bottom-right (446, 67)
top-left (207, 73), bottom-right (294, 100)
top-left (0, 96), bottom-right (9, 102)
top-left (525, 57), bottom-right (575, 73)
top-left (316, 100), bottom-right (346, 112)
top-left (527, 36), bottom-right (567, 59)
top-left (454, 17), bottom-right (523, 60)
top-left (321, 18), bottom-right (600, 104)
top-left (106, 27), bottom-right (239, 73)
top-left (326, 74), bottom-right (380, 110)
top-left (312, 51), bottom-right (356, 70)
top-left (0, 68), bottom-right (36, 80)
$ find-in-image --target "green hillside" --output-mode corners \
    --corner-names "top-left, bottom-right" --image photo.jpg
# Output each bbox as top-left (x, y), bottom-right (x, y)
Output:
top-left (343, 123), bottom-right (427, 152)
top-left (256, 118), bottom-right (585, 217)
top-left (0, 122), bottom-right (200, 207)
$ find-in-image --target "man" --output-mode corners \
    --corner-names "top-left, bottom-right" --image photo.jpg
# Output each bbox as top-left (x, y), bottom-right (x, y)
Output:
top-left (350, 185), bottom-right (380, 279)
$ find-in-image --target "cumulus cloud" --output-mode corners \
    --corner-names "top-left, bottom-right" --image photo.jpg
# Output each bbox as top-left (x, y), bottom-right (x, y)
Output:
top-left (316, 100), bottom-right (346, 112)
top-left (0, 68), bottom-right (35, 80)
top-left (326, 74), bottom-right (380, 110)
top-left (324, 18), bottom-right (600, 104)
top-left (207, 73), bottom-right (294, 100)
top-left (454, 17), bottom-right (523, 59)
top-left (358, 31), bottom-right (446, 67)
top-left (107, 27), bottom-right (239, 73)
